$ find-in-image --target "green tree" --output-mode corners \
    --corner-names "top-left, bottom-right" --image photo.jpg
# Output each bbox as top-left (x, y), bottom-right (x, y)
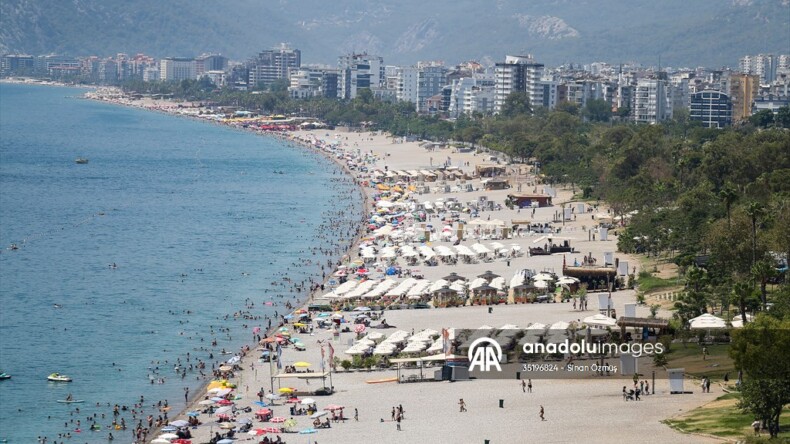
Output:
top-left (582, 99), bottom-right (611, 122)
top-left (751, 259), bottom-right (777, 311)
top-left (718, 184), bottom-right (738, 228)
top-left (500, 91), bottom-right (532, 117)
top-left (750, 109), bottom-right (774, 128)
top-left (776, 106), bottom-right (790, 128)
top-left (730, 315), bottom-right (790, 438)
top-left (745, 201), bottom-right (766, 266)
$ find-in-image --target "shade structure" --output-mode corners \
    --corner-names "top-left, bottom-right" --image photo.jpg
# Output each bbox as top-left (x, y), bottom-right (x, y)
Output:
top-left (443, 272), bottom-right (466, 282)
top-left (477, 270), bottom-right (499, 280)
top-left (583, 313), bottom-right (617, 327)
top-left (689, 313), bottom-right (727, 330)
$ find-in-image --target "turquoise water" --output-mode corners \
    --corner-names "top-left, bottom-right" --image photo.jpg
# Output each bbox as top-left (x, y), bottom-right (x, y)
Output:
top-left (0, 83), bottom-right (362, 443)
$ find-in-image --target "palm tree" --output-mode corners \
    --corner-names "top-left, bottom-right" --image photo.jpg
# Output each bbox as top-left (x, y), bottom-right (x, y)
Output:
top-left (718, 185), bottom-right (738, 229)
top-left (732, 281), bottom-right (753, 326)
top-left (744, 202), bottom-right (765, 266)
top-left (751, 259), bottom-right (777, 311)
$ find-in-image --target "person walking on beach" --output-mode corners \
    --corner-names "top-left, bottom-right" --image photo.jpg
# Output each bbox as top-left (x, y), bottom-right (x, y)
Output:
top-left (354, 408), bottom-right (358, 421)
top-left (522, 379), bottom-right (527, 393)
top-left (391, 407), bottom-right (396, 421)
top-left (458, 398), bottom-right (467, 412)
top-left (539, 405), bottom-right (545, 421)
top-left (528, 379), bottom-right (533, 393)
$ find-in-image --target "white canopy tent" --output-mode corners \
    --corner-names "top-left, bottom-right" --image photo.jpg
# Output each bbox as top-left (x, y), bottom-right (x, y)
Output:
top-left (689, 313), bottom-right (727, 330)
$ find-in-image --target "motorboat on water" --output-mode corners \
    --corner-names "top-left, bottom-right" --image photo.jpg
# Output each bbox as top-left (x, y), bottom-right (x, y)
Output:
top-left (47, 373), bottom-right (72, 382)
top-left (75, 157), bottom-right (89, 164)
top-left (0, 372), bottom-right (10, 380)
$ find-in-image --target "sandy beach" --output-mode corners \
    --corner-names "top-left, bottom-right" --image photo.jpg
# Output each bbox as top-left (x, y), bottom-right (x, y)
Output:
top-left (135, 125), bottom-right (722, 444)
top-left (76, 89), bottom-right (722, 444)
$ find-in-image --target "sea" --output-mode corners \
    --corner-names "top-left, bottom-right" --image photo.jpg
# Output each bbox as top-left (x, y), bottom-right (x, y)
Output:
top-left (0, 83), bottom-right (362, 443)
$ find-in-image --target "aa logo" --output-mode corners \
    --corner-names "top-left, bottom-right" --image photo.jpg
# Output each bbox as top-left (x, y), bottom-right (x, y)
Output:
top-left (468, 337), bottom-right (502, 372)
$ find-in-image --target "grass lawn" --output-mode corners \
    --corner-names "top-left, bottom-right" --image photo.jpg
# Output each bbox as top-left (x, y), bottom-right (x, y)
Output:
top-left (637, 273), bottom-right (683, 292)
top-left (664, 343), bottom-right (736, 380)
top-left (664, 393), bottom-right (790, 442)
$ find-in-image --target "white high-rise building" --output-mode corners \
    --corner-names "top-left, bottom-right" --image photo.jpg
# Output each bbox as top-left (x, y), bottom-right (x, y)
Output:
top-left (633, 78), bottom-right (672, 124)
top-left (159, 58), bottom-right (196, 81)
top-left (739, 54), bottom-right (779, 84)
top-left (338, 53), bottom-right (384, 99)
top-left (494, 55), bottom-right (545, 113)
top-left (396, 66), bottom-right (418, 105)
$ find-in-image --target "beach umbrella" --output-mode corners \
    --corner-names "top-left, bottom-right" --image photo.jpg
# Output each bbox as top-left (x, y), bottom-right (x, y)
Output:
top-left (186, 411), bottom-right (200, 417)
top-left (293, 361), bottom-right (311, 368)
top-left (284, 418), bottom-right (297, 428)
top-left (215, 406), bottom-right (232, 415)
top-left (158, 433), bottom-right (179, 439)
top-left (262, 427), bottom-right (281, 433)
top-left (278, 387), bottom-right (295, 394)
top-left (160, 426), bottom-right (177, 432)
top-left (198, 400), bottom-right (215, 406)
top-left (218, 365), bottom-right (233, 372)
top-left (237, 417), bottom-right (253, 425)
top-left (300, 397), bottom-right (316, 405)
top-left (299, 428), bottom-right (318, 434)
top-left (219, 422), bottom-right (235, 429)
top-left (169, 420), bottom-right (189, 427)
top-left (270, 416), bottom-right (286, 423)
top-left (248, 429), bottom-right (266, 436)
top-left (256, 408), bottom-right (272, 416)
top-left (310, 411), bottom-right (328, 418)
top-left (265, 393), bottom-right (281, 400)
top-left (324, 404), bottom-right (344, 411)
top-left (217, 439), bottom-right (234, 444)
top-left (217, 399), bottom-right (233, 406)
top-left (151, 440), bottom-right (171, 444)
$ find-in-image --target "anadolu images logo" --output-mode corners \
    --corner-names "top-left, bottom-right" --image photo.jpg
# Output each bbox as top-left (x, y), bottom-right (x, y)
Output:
top-left (468, 337), bottom-right (503, 372)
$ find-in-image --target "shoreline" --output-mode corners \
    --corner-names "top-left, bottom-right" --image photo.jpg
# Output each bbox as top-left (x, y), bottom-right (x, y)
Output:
top-left (81, 88), bottom-right (375, 442)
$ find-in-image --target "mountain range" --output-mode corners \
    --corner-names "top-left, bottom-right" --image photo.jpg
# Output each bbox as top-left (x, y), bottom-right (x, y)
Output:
top-left (2, 0), bottom-right (788, 68)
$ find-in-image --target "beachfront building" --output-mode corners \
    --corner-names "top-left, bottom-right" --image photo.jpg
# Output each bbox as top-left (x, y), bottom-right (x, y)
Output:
top-left (249, 45), bottom-right (301, 88)
top-left (446, 76), bottom-right (496, 117)
top-left (1, 54), bottom-right (35, 76)
top-left (633, 78), bottom-right (672, 124)
top-left (396, 66), bottom-right (419, 106)
top-left (338, 53), bottom-right (385, 100)
top-left (417, 62), bottom-right (448, 113)
top-left (556, 80), bottom-right (607, 108)
top-left (689, 90), bottom-right (732, 128)
top-left (494, 55), bottom-right (546, 113)
top-left (196, 54), bottom-right (228, 78)
top-left (160, 57), bottom-right (197, 82)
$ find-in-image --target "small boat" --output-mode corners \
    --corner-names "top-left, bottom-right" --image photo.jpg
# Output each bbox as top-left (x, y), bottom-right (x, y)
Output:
top-left (57, 399), bottom-right (84, 403)
top-left (0, 372), bottom-right (11, 380)
top-left (75, 157), bottom-right (89, 164)
top-left (47, 373), bottom-right (72, 382)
